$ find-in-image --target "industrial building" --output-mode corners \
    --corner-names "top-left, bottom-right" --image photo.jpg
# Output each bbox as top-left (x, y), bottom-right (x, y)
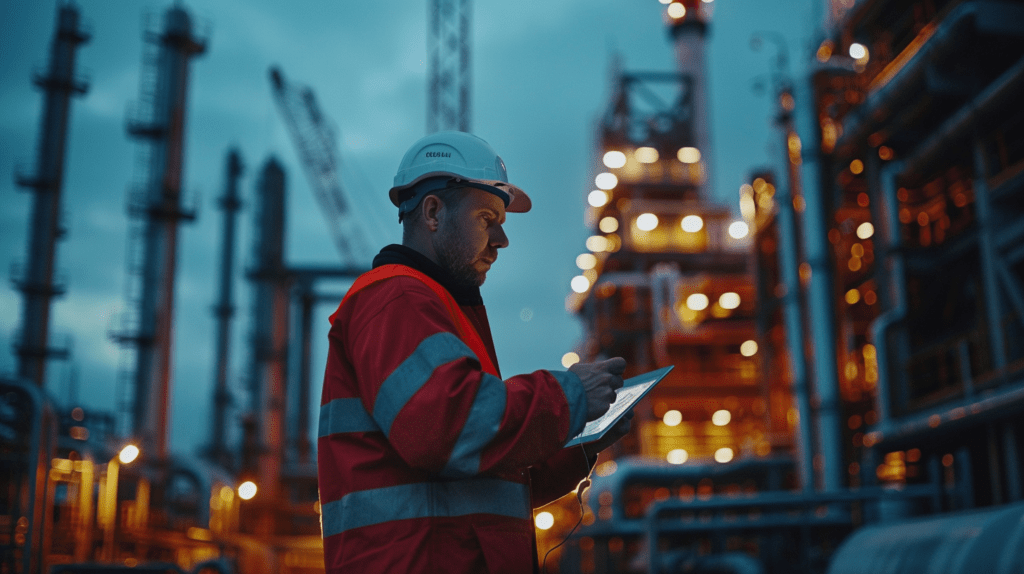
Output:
top-left (2, 0), bottom-right (1022, 573)
top-left (556, 0), bottom-right (1024, 573)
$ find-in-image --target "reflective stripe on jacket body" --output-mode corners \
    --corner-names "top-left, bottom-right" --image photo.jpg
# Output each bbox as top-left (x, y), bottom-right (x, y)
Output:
top-left (319, 263), bottom-right (590, 573)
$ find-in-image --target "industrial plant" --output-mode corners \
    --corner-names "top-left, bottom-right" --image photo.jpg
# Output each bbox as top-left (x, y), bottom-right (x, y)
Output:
top-left (2, 0), bottom-right (1022, 573)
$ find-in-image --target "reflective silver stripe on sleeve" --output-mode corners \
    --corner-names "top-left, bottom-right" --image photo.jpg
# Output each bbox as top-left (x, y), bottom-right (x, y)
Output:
top-left (320, 478), bottom-right (530, 537)
top-left (440, 373), bottom-right (507, 477)
top-left (549, 370), bottom-right (588, 441)
top-left (373, 331), bottom-right (477, 436)
top-left (319, 398), bottom-right (380, 437)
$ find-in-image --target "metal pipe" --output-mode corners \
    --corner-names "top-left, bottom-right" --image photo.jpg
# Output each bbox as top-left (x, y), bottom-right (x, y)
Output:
top-left (794, 70), bottom-right (843, 492)
top-left (973, 142), bottom-right (1008, 371)
top-left (834, 1), bottom-right (982, 156)
top-left (15, 4), bottom-right (89, 387)
top-left (869, 161), bottom-right (907, 429)
top-left (775, 102), bottom-right (816, 493)
top-left (902, 54), bottom-right (1024, 181)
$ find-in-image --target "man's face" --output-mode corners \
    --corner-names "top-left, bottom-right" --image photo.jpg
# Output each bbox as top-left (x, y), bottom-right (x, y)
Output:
top-left (433, 188), bottom-right (509, 288)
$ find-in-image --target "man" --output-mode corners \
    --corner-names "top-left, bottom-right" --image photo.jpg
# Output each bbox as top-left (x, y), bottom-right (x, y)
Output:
top-left (318, 131), bottom-right (630, 573)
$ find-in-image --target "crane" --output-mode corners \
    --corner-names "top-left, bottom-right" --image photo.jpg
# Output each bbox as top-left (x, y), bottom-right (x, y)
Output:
top-left (268, 66), bottom-right (369, 266)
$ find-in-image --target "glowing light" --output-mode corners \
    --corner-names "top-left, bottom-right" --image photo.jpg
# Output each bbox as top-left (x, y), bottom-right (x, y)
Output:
top-left (571, 276), bottom-right (591, 293)
top-left (714, 447), bottom-right (734, 463)
top-left (740, 340), bottom-right (758, 357)
top-left (595, 172), bottom-right (618, 190)
top-left (740, 192), bottom-right (756, 220)
top-left (119, 445), bottom-right (140, 465)
top-left (636, 213), bottom-right (659, 231)
top-left (857, 222), bottom-right (874, 239)
top-left (586, 235), bottom-right (609, 252)
top-left (677, 147), bottom-right (701, 163)
top-left (561, 352), bottom-right (581, 368)
top-left (238, 481), bottom-right (258, 500)
top-left (599, 216), bottom-right (619, 233)
top-left (535, 512), bottom-right (554, 530)
top-left (719, 292), bottom-right (740, 310)
top-left (845, 289), bottom-right (861, 305)
top-left (712, 410), bottom-right (731, 426)
top-left (603, 150), bottom-right (626, 168)
top-left (686, 293), bottom-right (709, 311)
top-left (817, 41), bottom-right (833, 63)
top-left (635, 147), bottom-right (659, 163)
top-left (576, 253), bottom-right (597, 270)
top-left (849, 43), bottom-right (867, 60)
top-left (728, 221), bottom-right (749, 239)
top-left (663, 410), bottom-right (682, 427)
top-left (658, 0), bottom-right (671, 4)
top-left (588, 189), bottom-right (609, 207)
top-left (667, 3), bottom-right (687, 19)
top-left (850, 159), bottom-right (864, 174)
top-left (681, 215), bottom-right (704, 232)
top-left (667, 449), bottom-right (688, 464)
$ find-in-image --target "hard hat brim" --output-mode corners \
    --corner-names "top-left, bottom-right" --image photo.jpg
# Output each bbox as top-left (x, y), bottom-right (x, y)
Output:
top-left (389, 173), bottom-right (532, 214)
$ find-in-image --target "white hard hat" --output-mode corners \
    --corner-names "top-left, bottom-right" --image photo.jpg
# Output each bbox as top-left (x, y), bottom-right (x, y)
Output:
top-left (389, 131), bottom-right (532, 216)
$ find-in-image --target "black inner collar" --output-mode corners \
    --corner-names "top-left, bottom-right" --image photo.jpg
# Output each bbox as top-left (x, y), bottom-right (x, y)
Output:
top-left (372, 244), bottom-right (484, 306)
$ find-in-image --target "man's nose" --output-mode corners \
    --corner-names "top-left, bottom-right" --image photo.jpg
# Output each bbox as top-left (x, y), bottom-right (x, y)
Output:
top-left (491, 224), bottom-right (509, 249)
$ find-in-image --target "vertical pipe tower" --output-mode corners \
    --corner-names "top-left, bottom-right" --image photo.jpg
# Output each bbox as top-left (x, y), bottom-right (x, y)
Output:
top-left (14, 4), bottom-right (89, 387)
top-left (245, 157), bottom-right (289, 529)
top-left (119, 5), bottom-right (206, 459)
top-left (206, 148), bottom-right (243, 468)
top-left (668, 0), bottom-right (713, 199)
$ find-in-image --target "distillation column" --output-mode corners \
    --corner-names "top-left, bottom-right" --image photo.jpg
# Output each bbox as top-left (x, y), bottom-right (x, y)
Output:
top-left (14, 4), bottom-right (89, 388)
top-left (120, 6), bottom-right (206, 459)
top-left (668, 0), bottom-right (713, 199)
top-left (206, 149), bottom-right (243, 468)
top-left (245, 158), bottom-right (289, 532)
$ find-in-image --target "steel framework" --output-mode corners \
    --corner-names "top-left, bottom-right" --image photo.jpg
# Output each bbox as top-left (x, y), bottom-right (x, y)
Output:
top-left (428, 0), bottom-right (471, 133)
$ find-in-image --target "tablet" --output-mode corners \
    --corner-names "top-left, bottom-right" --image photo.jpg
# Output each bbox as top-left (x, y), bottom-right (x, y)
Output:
top-left (565, 365), bottom-right (674, 447)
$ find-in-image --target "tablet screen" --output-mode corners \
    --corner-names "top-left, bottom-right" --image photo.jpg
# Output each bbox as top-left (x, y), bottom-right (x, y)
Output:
top-left (565, 365), bottom-right (674, 447)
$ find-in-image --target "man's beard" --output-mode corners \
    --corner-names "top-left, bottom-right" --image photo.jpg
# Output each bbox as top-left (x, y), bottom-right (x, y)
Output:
top-left (434, 220), bottom-right (487, 288)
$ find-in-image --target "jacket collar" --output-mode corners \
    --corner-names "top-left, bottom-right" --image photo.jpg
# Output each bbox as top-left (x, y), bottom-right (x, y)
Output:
top-left (372, 244), bottom-right (484, 306)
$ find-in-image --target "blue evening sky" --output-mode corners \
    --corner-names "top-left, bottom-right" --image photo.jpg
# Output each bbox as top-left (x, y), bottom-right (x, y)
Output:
top-left (1, 0), bottom-right (816, 456)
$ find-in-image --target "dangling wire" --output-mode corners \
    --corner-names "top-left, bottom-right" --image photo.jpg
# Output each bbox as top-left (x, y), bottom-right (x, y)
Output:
top-left (542, 445), bottom-right (594, 573)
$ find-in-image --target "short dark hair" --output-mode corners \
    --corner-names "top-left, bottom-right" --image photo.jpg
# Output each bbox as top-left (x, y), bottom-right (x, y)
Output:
top-left (401, 187), bottom-right (468, 240)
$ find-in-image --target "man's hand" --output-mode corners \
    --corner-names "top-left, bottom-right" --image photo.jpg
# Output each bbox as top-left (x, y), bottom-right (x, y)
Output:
top-left (585, 411), bottom-right (633, 455)
top-left (569, 357), bottom-right (626, 421)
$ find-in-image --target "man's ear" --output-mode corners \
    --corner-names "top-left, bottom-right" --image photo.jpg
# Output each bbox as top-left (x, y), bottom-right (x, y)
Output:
top-left (422, 194), bottom-right (443, 232)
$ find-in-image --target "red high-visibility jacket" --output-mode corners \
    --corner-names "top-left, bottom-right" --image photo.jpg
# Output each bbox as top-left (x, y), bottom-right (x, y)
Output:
top-left (318, 262), bottom-right (590, 573)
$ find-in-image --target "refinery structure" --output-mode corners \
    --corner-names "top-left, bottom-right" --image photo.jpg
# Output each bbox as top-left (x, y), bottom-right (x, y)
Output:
top-left (3, 1), bottom-right (1023, 574)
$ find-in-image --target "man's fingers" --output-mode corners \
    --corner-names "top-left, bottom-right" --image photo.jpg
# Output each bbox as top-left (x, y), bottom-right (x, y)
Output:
top-left (601, 357), bottom-right (627, 375)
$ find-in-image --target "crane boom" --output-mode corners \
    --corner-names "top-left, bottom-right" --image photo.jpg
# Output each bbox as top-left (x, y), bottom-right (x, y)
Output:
top-left (268, 66), bottom-right (367, 265)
